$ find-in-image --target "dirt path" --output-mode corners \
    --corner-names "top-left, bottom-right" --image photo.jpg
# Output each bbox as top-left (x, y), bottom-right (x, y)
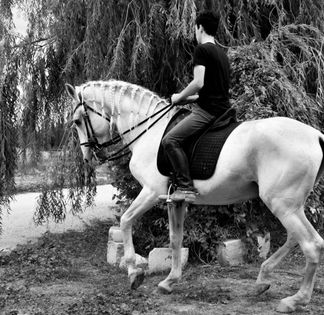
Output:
top-left (0, 220), bottom-right (323, 315)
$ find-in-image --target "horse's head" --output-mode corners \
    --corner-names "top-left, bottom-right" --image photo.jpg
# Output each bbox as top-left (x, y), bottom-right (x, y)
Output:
top-left (65, 83), bottom-right (111, 163)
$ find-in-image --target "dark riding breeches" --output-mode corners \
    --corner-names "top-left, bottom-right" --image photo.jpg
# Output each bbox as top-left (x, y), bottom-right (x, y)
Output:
top-left (161, 106), bottom-right (215, 189)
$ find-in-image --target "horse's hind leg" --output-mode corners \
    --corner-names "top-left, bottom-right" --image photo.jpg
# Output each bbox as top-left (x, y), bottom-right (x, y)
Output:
top-left (275, 209), bottom-right (324, 313)
top-left (253, 233), bottom-right (297, 295)
top-left (158, 201), bottom-right (186, 293)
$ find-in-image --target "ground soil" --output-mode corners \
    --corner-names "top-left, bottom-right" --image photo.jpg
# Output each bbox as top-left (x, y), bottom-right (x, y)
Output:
top-left (2, 172), bottom-right (323, 314)
top-left (0, 218), bottom-right (323, 315)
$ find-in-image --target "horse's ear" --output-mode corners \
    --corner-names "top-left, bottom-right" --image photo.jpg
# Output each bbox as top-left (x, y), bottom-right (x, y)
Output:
top-left (65, 83), bottom-right (79, 101)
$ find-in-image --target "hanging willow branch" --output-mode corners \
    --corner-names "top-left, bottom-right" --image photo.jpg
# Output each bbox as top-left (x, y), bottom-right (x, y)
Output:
top-left (34, 127), bottom-right (96, 225)
top-left (230, 24), bottom-right (324, 126)
top-left (0, 1), bottom-right (20, 230)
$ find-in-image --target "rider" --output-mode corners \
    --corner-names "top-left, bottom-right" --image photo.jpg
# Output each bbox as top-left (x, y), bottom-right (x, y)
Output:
top-left (162, 10), bottom-right (231, 202)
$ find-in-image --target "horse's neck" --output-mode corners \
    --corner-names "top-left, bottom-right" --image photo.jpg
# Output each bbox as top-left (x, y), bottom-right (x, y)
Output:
top-left (81, 80), bottom-right (173, 149)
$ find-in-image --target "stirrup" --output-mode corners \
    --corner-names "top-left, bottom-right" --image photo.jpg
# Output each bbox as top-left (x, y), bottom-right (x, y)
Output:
top-left (159, 183), bottom-right (175, 203)
top-left (170, 189), bottom-right (198, 203)
top-left (159, 183), bottom-right (199, 203)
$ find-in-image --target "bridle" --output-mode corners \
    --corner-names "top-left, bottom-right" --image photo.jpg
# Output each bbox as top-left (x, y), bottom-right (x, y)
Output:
top-left (73, 99), bottom-right (110, 148)
top-left (72, 94), bottom-right (174, 163)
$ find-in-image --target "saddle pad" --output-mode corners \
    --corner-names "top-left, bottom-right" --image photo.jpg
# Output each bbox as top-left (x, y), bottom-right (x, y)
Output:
top-left (157, 109), bottom-right (241, 180)
top-left (189, 121), bottom-right (241, 179)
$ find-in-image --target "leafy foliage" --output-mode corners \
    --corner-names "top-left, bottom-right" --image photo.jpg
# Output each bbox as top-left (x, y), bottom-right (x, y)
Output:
top-left (0, 3), bottom-right (19, 228)
top-left (1, 1), bottom-right (324, 261)
top-left (33, 129), bottom-right (96, 224)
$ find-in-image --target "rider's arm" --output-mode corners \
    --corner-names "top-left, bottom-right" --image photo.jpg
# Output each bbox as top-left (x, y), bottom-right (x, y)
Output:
top-left (171, 65), bottom-right (205, 104)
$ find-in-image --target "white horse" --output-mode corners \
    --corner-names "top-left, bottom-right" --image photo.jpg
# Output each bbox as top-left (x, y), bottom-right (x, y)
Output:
top-left (66, 80), bottom-right (324, 313)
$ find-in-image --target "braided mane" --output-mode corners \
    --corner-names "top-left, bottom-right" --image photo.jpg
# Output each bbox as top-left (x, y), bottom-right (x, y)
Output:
top-left (76, 80), bottom-right (171, 135)
top-left (78, 80), bottom-right (168, 114)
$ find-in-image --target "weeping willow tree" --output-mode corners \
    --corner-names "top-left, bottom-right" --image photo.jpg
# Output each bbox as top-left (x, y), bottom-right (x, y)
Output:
top-left (1, 0), bottom-right (323, 242)
top-left (0, 1), bottom-right (20, 230)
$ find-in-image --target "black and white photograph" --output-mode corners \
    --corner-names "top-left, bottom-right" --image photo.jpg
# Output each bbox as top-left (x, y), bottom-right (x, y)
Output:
top-left (0, 1), bottom-right (324, 314)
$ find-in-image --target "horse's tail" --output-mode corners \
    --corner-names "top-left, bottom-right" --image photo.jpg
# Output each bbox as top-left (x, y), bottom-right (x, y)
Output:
top-left (315, 134), bottom-right (324, 183)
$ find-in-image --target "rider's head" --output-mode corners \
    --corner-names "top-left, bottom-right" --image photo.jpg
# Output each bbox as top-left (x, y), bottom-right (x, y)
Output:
top-left (195, 10), bottom-right (220, 39)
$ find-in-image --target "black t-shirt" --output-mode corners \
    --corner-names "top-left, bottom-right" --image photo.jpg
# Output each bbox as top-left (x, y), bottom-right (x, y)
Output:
top-left (193, 42), bottom-right (230, 117)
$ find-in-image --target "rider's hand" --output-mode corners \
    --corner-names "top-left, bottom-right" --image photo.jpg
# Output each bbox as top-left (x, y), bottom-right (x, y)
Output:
top-left (171, 93), bottom-right (182, 105)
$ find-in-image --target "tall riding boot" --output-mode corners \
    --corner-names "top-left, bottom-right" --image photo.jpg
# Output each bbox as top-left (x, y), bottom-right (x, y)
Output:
top-left (165, 146), bottom-right (198, 202)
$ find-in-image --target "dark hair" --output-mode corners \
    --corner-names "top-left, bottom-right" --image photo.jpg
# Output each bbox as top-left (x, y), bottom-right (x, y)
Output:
top-left (195, 11), bottom-right (220, 36)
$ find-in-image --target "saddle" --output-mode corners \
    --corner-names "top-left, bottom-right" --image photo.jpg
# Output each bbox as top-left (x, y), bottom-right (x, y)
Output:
top-left (157, 107), bottom-right (241, 180)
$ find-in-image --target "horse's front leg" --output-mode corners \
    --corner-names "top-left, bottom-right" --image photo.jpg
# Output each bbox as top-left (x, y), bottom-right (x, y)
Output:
top-left (158, 201), bottom-right (186, 293)
top-left (120, 187), bottom-right (159, 289)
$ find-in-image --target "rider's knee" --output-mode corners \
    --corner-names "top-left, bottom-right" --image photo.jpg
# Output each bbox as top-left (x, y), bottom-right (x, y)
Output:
top-left (161, 135), bottom-right (170, 149)
top-left (162, 135), bottom-right (178, 150)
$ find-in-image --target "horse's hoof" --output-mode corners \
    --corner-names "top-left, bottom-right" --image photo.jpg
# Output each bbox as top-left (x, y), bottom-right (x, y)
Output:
top-left (129, 270), bottom-right (145, 290)
top-left (276, 298), bottom-right (296, 313)
top-left (157, 282), bottom-right (172, 294)
top-left (250, 283), bottom-right (271, 296)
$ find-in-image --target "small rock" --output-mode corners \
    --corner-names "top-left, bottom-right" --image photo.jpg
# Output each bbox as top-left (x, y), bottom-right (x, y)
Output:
top-left (217, 239), bottom-right (244, 266)
top-left (148, 248), bottom-right (188, 273)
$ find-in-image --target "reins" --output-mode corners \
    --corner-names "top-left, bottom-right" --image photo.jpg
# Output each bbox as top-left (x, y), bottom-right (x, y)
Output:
top-left (100, 100), bottom-right (174, 149)
top-left (104, 102), bottom-right (175, 161)
top-left (74, 97), bottom-right (175, 162)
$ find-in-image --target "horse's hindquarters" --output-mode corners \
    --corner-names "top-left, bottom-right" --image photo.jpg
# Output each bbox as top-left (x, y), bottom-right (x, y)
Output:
top-left (194, 117), bottom-right (324, 206)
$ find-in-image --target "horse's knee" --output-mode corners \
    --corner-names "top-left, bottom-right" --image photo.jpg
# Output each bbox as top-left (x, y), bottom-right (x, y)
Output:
top-left (120, 214), bottom-right (131, 232)
top-left (161, 134), bottom-right (179, 151)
